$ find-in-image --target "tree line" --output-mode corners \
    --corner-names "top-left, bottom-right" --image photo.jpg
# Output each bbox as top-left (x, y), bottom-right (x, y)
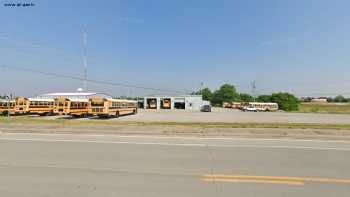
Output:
top-left (192, 84), bottom-right (299, 111)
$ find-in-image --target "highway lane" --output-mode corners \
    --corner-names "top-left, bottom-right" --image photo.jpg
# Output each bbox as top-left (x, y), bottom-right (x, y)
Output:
top-left (0, 133), bottom-right (350, 197)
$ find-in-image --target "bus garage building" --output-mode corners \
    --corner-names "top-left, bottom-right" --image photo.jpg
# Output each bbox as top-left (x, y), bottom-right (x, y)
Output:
top-left (140, 95), bottom-right (207, 111)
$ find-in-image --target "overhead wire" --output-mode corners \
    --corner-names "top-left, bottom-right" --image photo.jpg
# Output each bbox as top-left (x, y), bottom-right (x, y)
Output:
top-left (0, 64), bottom-right (190, 94)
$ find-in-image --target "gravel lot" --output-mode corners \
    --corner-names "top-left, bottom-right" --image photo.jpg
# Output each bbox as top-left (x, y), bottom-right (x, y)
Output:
top-left (106, 108), bottom-right (350, 124)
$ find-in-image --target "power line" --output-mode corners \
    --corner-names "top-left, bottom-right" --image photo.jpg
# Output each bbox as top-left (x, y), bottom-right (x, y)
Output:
top-left (0, 65), bottom-right (190, 94)
top-left (0, 34), bottom-right (191, 94)
top-left (0, 33), bottom-right (80, 65)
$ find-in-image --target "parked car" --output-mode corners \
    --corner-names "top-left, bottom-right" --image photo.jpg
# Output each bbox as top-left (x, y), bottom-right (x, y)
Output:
top-left (201, 105), bottom-right (212, 112)
top-left (242, 105), bottom-right (258, 112)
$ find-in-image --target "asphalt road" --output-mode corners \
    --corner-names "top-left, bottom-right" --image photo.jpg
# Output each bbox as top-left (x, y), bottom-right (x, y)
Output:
top-left (0, 133), bottom-right (350, 197)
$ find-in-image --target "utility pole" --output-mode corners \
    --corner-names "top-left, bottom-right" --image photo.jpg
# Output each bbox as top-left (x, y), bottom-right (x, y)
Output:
top-left (6, 94), bottom-right (12, 119)
top-left (200, 82), bottom-right (204, 94)
top-left (83, 30), bottom-right (88, 91)
top-left (251, 80), bottom-right (256, 102)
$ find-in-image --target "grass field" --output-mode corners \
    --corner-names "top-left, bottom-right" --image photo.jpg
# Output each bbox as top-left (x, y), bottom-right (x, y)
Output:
top-left (299, 102), bottom-right (350, 114)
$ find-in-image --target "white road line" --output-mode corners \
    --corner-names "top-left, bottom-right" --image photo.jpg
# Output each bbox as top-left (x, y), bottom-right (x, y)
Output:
top-left (2, 132), bottom-right (350, 143)
top-left (0, 138), bottom-right (205, 147)
top-left (1, 137), bottom-right (350, 151)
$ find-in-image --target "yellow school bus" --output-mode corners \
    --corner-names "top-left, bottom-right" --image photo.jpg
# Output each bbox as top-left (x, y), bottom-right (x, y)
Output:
top-left (54, 97), bottom-right (89, 117)
top-left (89, 96), bottom-right (137, 117)
top-left (162, 99), bottom-right (171, 109)
top-left (27, 98), bottom-right (55, 115)
top-left (15, 97), bottom-right (28, 114)
top-left (0, 99), bottom-right (15, 115)
top-left (0, 97), bottom-right (28, 115)
top-left (241, 102), bottom-right (279, 112)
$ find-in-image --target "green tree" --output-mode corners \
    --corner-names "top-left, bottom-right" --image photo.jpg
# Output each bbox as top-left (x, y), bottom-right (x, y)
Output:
top-left (201, 88), bottom-right (212, 101)
top-left (191, 87), bottom-right (213, 101)
top-left (239, 93), bottom-right (254, 102)
top-left (334, 95), bottom-right (347, 103)
top-left (257, 95), bottom-right (272, 102)
top-left (302, 97), bottom-right (313, 102)
top-left (210, 84), bottom-right (239, 105)
top-left (211, 90), bottom-right (222, 106)
top-left (190, 91), bottom-right (200, 95)
top-left (270, 92), bottom-right (299, 111)
top-left (327, 97), bottom-right (334, 103)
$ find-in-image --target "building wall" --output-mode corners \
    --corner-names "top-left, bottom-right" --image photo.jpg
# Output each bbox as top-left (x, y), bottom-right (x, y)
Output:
top-left (184, 96), bottom-right (203, 111)
top-left (311, 98), bottom-right (328, 103)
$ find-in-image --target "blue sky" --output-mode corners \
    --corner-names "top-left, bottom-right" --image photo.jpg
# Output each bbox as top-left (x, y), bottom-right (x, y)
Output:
top-left (0, 0), bottom-right (350, 97)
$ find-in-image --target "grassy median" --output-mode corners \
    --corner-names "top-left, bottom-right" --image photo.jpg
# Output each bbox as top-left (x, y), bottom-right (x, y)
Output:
top-left (1, 116), bottom-right (350, 130)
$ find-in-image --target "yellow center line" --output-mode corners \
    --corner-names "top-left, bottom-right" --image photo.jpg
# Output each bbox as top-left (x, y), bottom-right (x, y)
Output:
top-left (202, 178), bottom-right (304, 186)
top-left (201, 174), bottom-right (350, 185)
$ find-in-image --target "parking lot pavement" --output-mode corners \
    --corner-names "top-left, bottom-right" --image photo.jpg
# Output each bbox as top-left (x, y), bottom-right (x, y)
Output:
top-left (21, 108), bottom-right (350, 124)
top-left (102, 108), bottom-right (350, 124)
